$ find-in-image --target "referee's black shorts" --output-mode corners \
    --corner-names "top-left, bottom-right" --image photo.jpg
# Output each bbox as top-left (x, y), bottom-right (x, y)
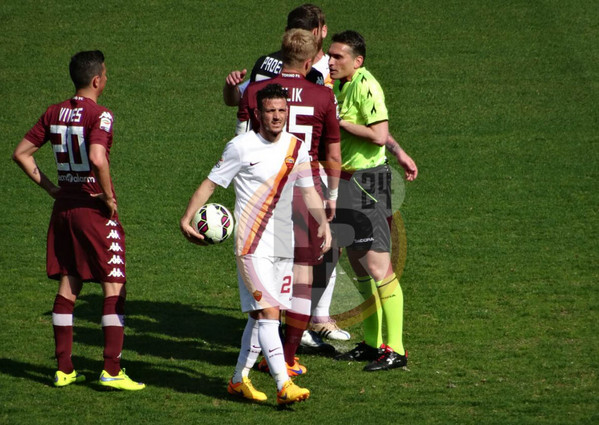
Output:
top-left (333, 163), bottom-right (392, 252)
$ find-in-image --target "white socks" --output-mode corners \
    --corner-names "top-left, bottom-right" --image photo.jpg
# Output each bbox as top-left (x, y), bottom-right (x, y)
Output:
top-left (257, 319), bottom-right (288, 390)
top-left (232, 317), bottom-right (260, 383)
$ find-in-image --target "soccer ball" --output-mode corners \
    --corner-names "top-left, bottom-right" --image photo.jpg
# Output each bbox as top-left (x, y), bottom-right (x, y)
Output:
top-left (192, 203), bottom-right (234, 244)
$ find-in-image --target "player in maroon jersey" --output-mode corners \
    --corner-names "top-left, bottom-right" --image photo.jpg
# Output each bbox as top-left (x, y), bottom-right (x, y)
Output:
top-left (12, 50), bottom-right (144, 390)
top-left (223, 3), bottom-right (329, 107)
top-left (237, 29), bottom-right (342, 373)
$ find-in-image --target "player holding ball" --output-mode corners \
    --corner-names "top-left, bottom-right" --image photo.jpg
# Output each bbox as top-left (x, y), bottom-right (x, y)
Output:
top-left (180, 84), bottom-right (331, 405)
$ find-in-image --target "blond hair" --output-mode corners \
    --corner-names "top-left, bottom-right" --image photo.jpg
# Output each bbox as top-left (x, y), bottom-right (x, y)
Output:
top-left (281, 28), bottom-right (318, 68)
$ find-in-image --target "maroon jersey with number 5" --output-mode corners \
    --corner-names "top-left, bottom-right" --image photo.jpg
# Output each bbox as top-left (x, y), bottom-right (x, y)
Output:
top-left (238, 72), bottom-right (340, 265)
top-left (25, 95), bottom-right (116, 206)
top-left (238, 71), bottom-right (340, 165)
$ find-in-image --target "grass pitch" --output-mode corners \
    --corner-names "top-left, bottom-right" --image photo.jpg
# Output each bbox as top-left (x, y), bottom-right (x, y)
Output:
top-left (1, 1), bottom-right (597, 424)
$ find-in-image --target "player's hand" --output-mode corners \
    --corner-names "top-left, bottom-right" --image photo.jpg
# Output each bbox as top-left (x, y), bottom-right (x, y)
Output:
top-left (325, 199), bottom-right (336, 221)
top-left (179, 219), bottom-right (209, 246)
top-left (396, 151), bottom-right (418, 181)
top-left (225, 69), bottom-right (247, 87)
top-left (91, 193), bottom-right (117, 218)
top-left (318, 222), bottom-right (332, 255)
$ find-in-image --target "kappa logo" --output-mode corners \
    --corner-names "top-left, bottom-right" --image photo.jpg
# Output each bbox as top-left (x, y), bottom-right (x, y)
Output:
top-left (109, 242), bottom-right (123, 252)
top-left (253, 290), bottom-right (262, 302)
top-left (107, 268), bottom-right (125, 278)
top-left (106, 220), bottom-right (118, 227)
top-left (107, 230), bottom-right (121, 240)
top-left (108, 255), bottom-right (124, 265)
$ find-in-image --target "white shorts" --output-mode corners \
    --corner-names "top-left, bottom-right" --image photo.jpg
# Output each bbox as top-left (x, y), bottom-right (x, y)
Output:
top-left (236, 255), bottom-right (293, 313)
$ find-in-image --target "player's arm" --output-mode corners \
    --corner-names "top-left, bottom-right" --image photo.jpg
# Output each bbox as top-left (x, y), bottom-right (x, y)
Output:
top-left (235, 86), bottom-right (253, 135)
top-left (223, 69), bottom-right (247, 107)
top-left (299, 185), bottom-right (332, 254)
top-left (12, 138), bottom-right (60, 198)
top-left (89, 143), bottom-right (117, 218)
top-left (385, 134), bottom-right (418, 181)
top-left (180, 178), bottom-right (217, 245)
top-left (323, 141), bottom-right (341, 221)
top-left (339, 119), bottom-right (389, 146)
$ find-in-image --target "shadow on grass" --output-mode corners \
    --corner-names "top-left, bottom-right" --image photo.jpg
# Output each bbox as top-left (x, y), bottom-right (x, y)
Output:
top-left (42, 294), bottom-right (247, 363)
top-left (0, 357), bottom-right (231, 397)
top-left (0, 358), bottom-right (56, 386)
top-left (36, 294), bottom-right (246, 366)
top-left (3, 295), bottom-right (260, 396)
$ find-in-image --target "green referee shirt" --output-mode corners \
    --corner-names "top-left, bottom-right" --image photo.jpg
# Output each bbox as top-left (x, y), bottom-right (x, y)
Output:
top-left (334, 67), bottom-right (388, 171)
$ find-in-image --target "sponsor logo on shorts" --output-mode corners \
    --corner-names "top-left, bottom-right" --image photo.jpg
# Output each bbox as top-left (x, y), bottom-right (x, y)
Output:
top-left (107, 230), bottom-right (121, 240)
top-left (106, 220), bottom-right (118, 227)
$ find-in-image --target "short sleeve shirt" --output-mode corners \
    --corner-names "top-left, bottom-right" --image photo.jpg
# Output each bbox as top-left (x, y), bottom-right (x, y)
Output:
top-left (333, 67), bottom-right (389, 171)
top-left (208, 130), bottom-right (312, 258)
top-left (25, 96), bottom-right (116, 206)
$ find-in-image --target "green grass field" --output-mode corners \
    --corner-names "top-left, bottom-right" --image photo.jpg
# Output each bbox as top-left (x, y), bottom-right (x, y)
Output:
top-left (1, 0), bottom-right (597, 423)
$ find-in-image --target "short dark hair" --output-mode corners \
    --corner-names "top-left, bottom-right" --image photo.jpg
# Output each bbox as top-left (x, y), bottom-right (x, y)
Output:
top-left (69, 50), bottom-right (105, 90)
top-left (302, 4), bottom-right (326, 27)
top-left (331, 30), bottom-right (366, 62)
top-left (256, 84), bottom-right (288, 110)
top-left (286, 4), bottom-right (320, 31)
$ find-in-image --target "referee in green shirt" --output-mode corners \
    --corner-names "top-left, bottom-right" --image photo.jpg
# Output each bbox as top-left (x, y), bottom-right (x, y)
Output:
top-left (329, 30), bottom-right (413, 371)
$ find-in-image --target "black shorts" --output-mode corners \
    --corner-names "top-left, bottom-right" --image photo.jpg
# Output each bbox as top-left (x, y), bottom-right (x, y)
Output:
top-left (333, 163), bottom-right (392, 252)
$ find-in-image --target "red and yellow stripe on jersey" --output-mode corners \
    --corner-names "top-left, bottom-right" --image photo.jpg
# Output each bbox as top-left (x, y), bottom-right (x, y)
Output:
top-left (240, 136), bottom-right (302, 256)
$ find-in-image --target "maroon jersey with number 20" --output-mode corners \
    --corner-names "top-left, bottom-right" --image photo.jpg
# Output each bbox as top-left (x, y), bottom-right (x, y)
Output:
top-left (25, 96), bottom-right (126, 283)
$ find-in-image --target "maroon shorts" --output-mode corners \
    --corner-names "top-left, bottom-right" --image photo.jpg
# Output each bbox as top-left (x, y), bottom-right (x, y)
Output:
top-left (47, 202), bottom-right (126, 283)
top-left (292, 186), bottom-right (325, 266)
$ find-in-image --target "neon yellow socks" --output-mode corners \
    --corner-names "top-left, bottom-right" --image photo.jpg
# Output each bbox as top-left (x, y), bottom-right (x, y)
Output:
top-left (377, 273), bottom-right (405, 355)
top-left (354, 276), bottom-right (382, 348)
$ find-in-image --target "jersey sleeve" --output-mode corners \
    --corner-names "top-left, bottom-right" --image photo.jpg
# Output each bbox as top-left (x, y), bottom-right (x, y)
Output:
top-left (321, 89), bottom-right (341, 146)
top-left (293, 141), bottom-right (314, 188)
top-left (88, 109), bottom-right (114, 148)
top-left (359, 78), bottom-right (389, 126)
top-left (207, 140), bottom-right (242, 188)
top-left (238, 80), bottom-right (250, 97)
top-left (236, 87), bottom-right (252, 135)
top-left (24, 110), bottom-right (51, 147)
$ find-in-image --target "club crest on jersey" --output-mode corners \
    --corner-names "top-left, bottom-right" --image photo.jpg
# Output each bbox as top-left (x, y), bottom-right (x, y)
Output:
top-left (285, 156), bottom-right (295, 169)
top-left (253, 290), bottom-right (262, 302)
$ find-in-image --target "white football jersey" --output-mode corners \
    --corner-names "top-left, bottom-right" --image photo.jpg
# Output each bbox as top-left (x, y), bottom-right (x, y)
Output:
top-left (208, 130), bottom-right (312, 258)
top-left (311, 54), bottom-right (332, 89)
